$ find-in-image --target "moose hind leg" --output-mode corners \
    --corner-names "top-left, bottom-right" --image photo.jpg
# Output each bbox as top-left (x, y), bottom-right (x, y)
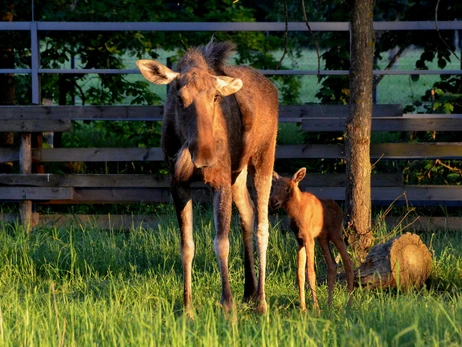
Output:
top-left (319, 239), bottom-right (337, 306)
top-left (213, 187), bottom-right (234, 312)
top-left (332, 236), bottom-right (355, 305)
top-left (232, 168), bottom-right (257, 302)
top-left (250, 163), bottom-right (273, 314)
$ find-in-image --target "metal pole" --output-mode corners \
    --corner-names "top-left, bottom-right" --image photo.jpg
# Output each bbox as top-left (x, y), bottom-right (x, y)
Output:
top-left (30, 21), bottom-right (40, 104)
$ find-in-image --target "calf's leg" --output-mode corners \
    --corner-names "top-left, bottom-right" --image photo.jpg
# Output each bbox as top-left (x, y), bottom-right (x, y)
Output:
top-left (331, 235), bottom-right (355, 305)
top-left (305, 237), bottom-right (320, 312)
top-left (297, 244), bottom-right (307, 311)
top-left (318, 238), bottom-right (337, 306)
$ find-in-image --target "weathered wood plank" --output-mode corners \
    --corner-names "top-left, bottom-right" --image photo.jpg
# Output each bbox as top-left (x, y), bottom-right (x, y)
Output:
top-left (0, 173), bottom-right (402, 187)
top-left (0, 174), bottom-right (170, 187)
top-left (0, 106), bottom-right (164, 121)
top-left (0, 105), bottom-right (402, 121)
top-left (19, 133), bottom-right (33, 231)
top-left (302, 117), bottom-right (462, 132)
top-left (371, 143), bottom-right (462, 160)
top-left (0, 187), bottom-right (74, 200)
top-left (26, 185), bottom-right (462, 204)
top-left (300, 173), bottom-right (403, 187)
top-left (32, 147), bottom-right (165, 162)
top-left (279, 104), bottom-right (402, 120)
top-left (276, 143), bottom-right (462, 160)
top-left (0, 143), bottom-right (456, 164)
top-left (276, 144), bottom-right (345, 159)
top-left (299, 185), bottom-right (462, 203)
top-left (41, 188), bottom-right (178, 204)
top-left (0, 148), bottom-right (18, 162)
top-left (0, 119), bottom-right (72, 132)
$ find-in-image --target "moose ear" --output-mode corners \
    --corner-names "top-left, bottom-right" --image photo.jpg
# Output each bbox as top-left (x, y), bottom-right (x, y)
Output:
top-left (136, 60), bottom-right (179, 85)
top-left (292, 167), bottom-right (306, 183)
top-left (272, 171), bottom-right (281, 181)
top-left (214, 76), bottom-right (243, 96)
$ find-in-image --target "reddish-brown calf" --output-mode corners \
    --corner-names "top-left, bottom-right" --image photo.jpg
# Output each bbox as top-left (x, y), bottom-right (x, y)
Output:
top-left (270, 168), bottom-right (354, 311)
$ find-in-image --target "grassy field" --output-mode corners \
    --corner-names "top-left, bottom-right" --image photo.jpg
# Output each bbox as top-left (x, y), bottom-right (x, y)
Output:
top-left (0, 206), bottom-right (461, 346)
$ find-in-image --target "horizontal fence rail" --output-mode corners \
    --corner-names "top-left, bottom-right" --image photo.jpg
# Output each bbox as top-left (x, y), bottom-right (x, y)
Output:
top-left (0, 21), bottom-right (461, 103)
top-left (0, 104), bottom-right (461, 216)
top-left (0, 21), bottom-right (461, 230)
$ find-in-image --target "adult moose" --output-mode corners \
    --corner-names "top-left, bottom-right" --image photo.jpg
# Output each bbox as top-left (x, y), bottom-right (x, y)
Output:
top-left (137, 40), bottom-right (278, 315)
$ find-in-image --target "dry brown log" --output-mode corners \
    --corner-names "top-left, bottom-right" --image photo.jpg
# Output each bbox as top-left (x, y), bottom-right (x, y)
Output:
top-left (350, 233), bottom-right (432, 290)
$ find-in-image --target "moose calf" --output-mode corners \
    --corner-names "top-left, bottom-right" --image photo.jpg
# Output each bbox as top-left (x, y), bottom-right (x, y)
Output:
top-left (270, 168), bottom-right (354, 312)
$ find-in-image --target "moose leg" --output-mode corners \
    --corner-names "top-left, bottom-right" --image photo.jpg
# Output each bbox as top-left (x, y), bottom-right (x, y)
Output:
top-left (171, 182), bottom-right (194, 316)
top-left (319, 239), bottom-right (337, 306)
top-left (331, 236), bottom-right (355, 305)
top-left (232, 168), bottom-right (257, 302)
top-left (250, 153), bottom-right (274, 314)
top-left (296, 244), bottom-right (307, 311)
top-left (213, 186), bottom-right (234, 312)
top-left (252, 173), bottom-right (271, 314)
top-left (306, 237), bottom-right (320, 312)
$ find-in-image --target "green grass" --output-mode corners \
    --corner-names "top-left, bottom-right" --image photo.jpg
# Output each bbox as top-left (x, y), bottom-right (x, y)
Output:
top-left (0, 206), bottom-right (461, 346)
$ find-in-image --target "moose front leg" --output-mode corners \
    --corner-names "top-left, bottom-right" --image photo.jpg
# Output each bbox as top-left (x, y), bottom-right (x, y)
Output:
top-left (213, 186), bottom-right (234, 312)
top-left (171, 182), bottom-right (195, 317)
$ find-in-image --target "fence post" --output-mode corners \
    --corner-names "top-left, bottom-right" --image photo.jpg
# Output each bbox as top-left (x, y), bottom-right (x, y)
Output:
top-left (19, 133), bottom-right (33, 232)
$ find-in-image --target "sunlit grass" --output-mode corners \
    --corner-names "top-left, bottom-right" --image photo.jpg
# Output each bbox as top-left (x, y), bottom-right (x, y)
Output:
top-left (0, 208), bottom-right (461, 346)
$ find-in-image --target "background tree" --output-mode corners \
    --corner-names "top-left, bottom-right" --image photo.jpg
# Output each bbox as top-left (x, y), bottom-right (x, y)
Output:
top-left (344, 0), bottom-right (375, 262)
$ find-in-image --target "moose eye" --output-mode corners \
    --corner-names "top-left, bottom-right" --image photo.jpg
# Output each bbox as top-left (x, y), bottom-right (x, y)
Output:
top-left (285, 187), bottom-right (291, 194)
top-left (214, 95), bottom-right (220, 103)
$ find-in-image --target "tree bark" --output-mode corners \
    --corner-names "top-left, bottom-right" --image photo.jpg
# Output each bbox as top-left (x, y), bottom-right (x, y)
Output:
top-left (344, 0), bottom-right (376, 263)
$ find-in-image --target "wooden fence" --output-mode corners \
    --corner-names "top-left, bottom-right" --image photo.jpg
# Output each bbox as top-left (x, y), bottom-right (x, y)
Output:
top-left (1, 20), bottom-right (461, 231)
top-left (0, 104), bottom-right (461, 231)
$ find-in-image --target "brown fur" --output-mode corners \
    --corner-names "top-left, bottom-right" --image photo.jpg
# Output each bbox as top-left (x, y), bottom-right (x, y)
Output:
top-left (137, 40), bottom-right (278, 315)
top-left (270, 168), bottom-right (354, 312)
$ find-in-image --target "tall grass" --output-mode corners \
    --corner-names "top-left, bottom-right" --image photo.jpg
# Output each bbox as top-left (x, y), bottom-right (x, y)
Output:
top-left (0, 208), bottom-right (461, 346)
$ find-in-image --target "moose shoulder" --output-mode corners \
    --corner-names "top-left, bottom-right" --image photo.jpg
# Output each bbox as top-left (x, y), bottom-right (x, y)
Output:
top-left (137, 41), bottom-right (278, 315)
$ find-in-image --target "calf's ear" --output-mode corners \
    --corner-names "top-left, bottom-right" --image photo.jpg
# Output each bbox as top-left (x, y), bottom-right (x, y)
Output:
top-left (292, 167), bottom-right (307, 183)
top-left (136, 60), bottom-right (179, 85)
top-left (272, 171), bottom-right (281, 181)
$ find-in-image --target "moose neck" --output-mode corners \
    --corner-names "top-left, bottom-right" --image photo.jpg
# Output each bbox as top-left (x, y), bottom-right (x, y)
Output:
top-left (285, 188), bottom-right (304, 216)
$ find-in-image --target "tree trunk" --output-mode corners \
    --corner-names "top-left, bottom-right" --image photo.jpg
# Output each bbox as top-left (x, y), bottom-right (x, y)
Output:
top-left (344, 0), bottom-right (375, 263)
top-left (348, 233), bottom-right (432, 290)
top-left (0, 2), bottom-right (15, 149)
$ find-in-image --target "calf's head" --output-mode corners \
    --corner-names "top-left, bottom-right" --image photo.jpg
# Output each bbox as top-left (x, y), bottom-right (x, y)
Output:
top-left (270, 167), bottom-right (307, 210)
top-left (136, 60), bottom-right (243, 169)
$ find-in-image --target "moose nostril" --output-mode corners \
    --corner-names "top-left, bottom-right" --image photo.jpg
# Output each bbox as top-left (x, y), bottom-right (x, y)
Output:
top-left (270, 200), bottom-right (280, 210)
